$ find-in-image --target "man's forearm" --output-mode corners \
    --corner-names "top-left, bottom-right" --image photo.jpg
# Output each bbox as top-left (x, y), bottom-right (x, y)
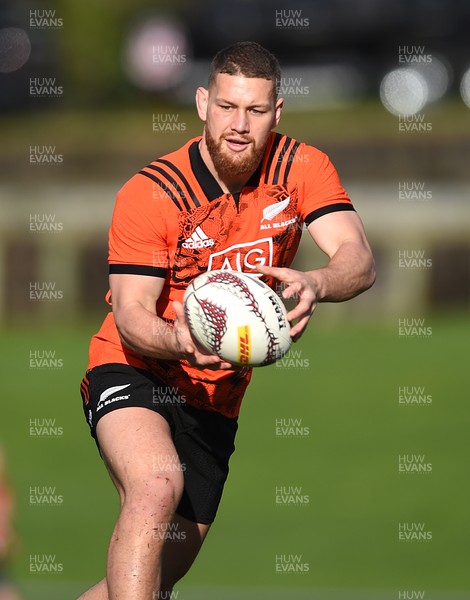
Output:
top-left (311, 240), bottom-right (376, 303)
top-left (114, 302), bottom-right (181, 360)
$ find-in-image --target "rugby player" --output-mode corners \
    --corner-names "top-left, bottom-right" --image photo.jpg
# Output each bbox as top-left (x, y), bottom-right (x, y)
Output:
top-left (79, 41), bottom-right (375, 599)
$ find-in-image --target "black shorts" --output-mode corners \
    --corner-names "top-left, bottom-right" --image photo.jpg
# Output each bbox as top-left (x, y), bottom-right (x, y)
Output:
top-left (80, 363), bottom-right (238, 524)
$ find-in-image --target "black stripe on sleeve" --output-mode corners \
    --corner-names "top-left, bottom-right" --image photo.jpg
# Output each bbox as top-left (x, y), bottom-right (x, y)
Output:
top-left (283, 140), bottom-right (300, 183)
top-left (138, 170), bottom-right (183, 211)
top-left (109, 264), bottom-right (168, 278)
top-left (272, 136), bottom-right (292, 185)
top-left (263, 132), bottom-right (283, 184)
top-left (155, 159), bottom-right (201, 208)
top-left (146, 164), bottom-right (191, 211)
top-left (304, 203), bottom-right (356, 226)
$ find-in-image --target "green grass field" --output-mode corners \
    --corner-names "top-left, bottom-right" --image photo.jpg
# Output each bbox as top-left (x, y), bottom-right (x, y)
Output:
top-left (1, 312), bottom-right (469, 599)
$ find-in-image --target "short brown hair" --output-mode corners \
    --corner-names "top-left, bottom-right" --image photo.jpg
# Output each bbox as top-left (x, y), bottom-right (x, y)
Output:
top-left (208, 41), bottom-right (281, 98)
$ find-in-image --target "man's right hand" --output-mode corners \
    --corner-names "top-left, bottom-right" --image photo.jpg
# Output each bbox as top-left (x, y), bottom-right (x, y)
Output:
top-left (173, 301), bottom-right (233, 370)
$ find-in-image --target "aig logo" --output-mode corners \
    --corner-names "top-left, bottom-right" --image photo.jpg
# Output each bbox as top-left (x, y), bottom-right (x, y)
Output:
top-left (208, 238), bottom-right (273, 276)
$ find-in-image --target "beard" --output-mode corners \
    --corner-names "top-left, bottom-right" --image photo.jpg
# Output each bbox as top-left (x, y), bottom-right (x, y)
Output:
top-left (205, 127), bottom-right (268, 182)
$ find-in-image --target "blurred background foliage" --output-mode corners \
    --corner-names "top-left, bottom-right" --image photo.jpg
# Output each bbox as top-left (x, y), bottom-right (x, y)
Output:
top-left (1, 0), bottom-right (470, 181)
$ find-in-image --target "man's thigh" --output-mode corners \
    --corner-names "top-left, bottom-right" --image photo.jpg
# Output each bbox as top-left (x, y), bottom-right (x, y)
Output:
top-left (96, 407), bottom-right (184, 504)
top-left (81, 363), bottom-right (238, 522)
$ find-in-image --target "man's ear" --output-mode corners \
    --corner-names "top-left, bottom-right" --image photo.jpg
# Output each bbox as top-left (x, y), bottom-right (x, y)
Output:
top-left (195, 87), bottom-right (209, 122)
top-left (274, 97), bottom-right (284, 127)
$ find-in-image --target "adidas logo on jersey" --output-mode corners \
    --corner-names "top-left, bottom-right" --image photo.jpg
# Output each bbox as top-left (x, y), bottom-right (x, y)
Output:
top-left (182, 226), bottom-right (215, 249)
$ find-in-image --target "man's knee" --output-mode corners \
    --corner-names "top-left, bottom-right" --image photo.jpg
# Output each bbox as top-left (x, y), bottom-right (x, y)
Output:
top-left (121, 472), bottom-right (184, 520)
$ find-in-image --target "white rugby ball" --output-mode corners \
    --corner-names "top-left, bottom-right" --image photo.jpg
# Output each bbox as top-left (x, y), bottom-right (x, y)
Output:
top-left (183, 270), bottom-right (291, 367)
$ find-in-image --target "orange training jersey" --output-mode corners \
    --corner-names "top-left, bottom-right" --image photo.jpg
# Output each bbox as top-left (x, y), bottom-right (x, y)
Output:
top-left (87, 132), bottom-right (354, 418)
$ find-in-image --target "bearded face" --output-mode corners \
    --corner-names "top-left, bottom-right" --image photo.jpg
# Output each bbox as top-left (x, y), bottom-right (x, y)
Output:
top-left (198, 74), bottom-right (283, 187)
top-left (204, 126), bottom-right (269, 180)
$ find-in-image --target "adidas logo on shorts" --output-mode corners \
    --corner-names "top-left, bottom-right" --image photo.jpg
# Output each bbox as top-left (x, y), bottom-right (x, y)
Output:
top-left (182, 226), bottom-right (215, 249)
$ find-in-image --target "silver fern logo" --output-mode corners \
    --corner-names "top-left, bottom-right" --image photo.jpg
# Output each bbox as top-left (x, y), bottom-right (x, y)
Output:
top-left (261, 197), bottom-right (290, 222)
